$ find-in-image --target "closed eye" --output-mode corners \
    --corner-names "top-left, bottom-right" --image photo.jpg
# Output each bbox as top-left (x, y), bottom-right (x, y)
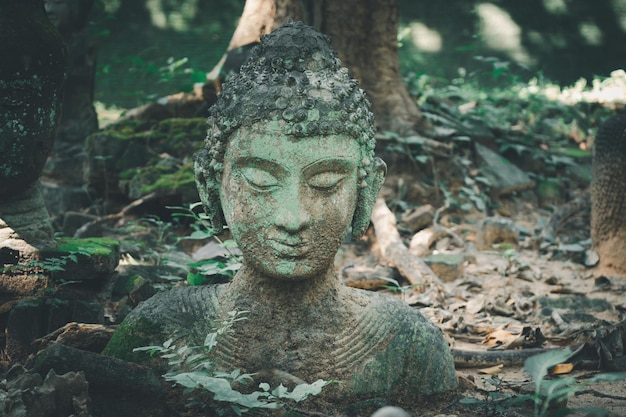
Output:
top-left (307, 172), bottom-right (345, 190)
top-left (240, 167), bottom-right (279, 190)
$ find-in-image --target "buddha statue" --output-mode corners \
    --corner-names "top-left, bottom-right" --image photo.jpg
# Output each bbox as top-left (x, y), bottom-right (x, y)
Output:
top-left (104, 21), bottom-right (457, 411)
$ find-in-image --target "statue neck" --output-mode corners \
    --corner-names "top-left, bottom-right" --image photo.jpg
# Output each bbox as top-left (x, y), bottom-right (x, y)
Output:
top-left (225, 263), bottom-right (342, 308)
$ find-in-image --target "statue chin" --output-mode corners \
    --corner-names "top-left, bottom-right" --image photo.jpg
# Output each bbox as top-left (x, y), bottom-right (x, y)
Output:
top-left (244, 253), bottom-right (333, 282)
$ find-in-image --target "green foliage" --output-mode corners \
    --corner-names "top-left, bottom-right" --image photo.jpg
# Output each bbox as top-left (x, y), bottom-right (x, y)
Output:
top-left (378, 276), bottom-right (424, 301)
top-left (134, 311), bottom-right (332, 415)
top-left (523, 348), bottom-right (626, 417)
top-left (169, 202), bottom-right (243, 285)
top-left (459, 374), bottom-right (517, 417)
top-left (403, 61), bottom-right (619, 195)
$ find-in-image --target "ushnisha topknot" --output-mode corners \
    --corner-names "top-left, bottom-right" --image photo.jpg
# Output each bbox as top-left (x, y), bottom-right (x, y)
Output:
top-left (203, 20), bottom-right (376, 180)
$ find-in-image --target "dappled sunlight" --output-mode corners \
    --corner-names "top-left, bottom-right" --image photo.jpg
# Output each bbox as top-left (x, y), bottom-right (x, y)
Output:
top-left (476, 2), bottom-right (534, 66)
top-left (145, 0), bottom-right (200, 31)
top-left (521, 69), bottom-right (626, 106)
top-left (408, 21), bottom-right (442, 52)
top-left (578, 21), bottom-right (604, 46)
top-left (542, 0), bottom-right (568, 14)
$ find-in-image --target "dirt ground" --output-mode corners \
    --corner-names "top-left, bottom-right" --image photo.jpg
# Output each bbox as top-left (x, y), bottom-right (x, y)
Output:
top-left (333, 184), bottom-right (626, 417)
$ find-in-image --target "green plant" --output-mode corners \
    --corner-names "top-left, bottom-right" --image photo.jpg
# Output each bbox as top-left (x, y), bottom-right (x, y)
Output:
top-left (459, 374), bottom-right (518, 417)
top-left (523, 348), bottom-right (626, 417)
top-left (134, 311), bottom-right (332, 416)
top-left (169, 202), bottom-right (243, 285)
top-left (378, 276), bottom-right (424, 302)
top-left (117, 215), bottom-right (179, 265)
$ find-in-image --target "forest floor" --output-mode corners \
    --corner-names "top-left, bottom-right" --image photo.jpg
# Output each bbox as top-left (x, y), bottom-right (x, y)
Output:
top-left (85, 71), bottom-right (626, 416)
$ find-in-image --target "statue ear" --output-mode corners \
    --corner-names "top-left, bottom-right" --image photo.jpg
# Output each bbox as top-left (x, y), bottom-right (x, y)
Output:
top-left (193, 149), bottom-right (226, 236)
top-left (351, 157), bottom-right (387, 239)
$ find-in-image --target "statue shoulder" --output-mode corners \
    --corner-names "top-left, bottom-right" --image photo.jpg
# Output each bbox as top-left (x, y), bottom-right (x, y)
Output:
top-left (345, 288), bottom-right (458, 396)
top-left (126, 284), bottom-right (224, 326)
top-left (103, 284), bottom-right (225, 363)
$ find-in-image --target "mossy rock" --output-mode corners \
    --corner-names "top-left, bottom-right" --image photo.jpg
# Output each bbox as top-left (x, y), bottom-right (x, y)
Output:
top-left (101, 317), bottom-right (167, 368)
top-left (85, 117), bottom-right (206, 201)
top-left (126, 158), bottom-right (197, 200)
top-left (40, 237), bottom-right (120, 281)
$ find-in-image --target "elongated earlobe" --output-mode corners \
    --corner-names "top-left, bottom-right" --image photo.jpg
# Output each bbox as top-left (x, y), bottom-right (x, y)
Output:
top-left (352, 157), bottom-right (387, 238)
top-left (193, 149), bottom-right (226, 236)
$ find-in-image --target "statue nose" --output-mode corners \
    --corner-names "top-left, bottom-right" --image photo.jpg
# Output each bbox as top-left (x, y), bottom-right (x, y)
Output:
top-left (274, 198), bottom-right (311, 232)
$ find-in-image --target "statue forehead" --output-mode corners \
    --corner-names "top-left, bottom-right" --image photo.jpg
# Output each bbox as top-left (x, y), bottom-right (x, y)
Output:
top-left (225, 121), bottom-right (362, 162)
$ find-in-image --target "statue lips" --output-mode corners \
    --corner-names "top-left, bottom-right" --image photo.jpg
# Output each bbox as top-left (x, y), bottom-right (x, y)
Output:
top-left (268, 238), bottom-right (309, 258)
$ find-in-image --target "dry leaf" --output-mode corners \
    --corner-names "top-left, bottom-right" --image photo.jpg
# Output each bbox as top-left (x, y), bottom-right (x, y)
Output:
top-left (484, 329), bottom-right (516, 346)
top-left (551, 363), bottom-right (574, 375)
top-left (478, 364), bottom-right (504, 375)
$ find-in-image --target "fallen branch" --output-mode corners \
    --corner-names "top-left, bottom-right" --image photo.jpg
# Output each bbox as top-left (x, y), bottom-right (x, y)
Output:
top-left (575, 389), bottom-right (626, 401)
top-left (75, 192), bottom-right (158, 238)
top-left (371, 198), bottom-right (448, 305)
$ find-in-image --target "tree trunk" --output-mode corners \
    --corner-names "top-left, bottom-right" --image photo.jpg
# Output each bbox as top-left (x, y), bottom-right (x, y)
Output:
top-left (213, 0), bottom-right (426, 135)
top-left (0, 0), bottom-right (66, 257)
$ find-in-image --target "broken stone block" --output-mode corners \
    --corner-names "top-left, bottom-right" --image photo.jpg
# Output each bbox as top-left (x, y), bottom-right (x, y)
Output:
top-left (423, 253), bottom-right (465, 282)
top-left (476, 216), bottom-right (519, 250)
top-left (33, 344), bottom-right (167, 417)
top-left (400, 204), bottom-right (434, 233)
top-left (2, 365), bottom-right (92, 417)
top-left (39, 237), bottom-right (120, 281)
top-left (475, 143), bottom-right (534, 196)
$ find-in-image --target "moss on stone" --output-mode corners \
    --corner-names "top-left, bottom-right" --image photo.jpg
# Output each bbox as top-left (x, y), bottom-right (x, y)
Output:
top-left (113, 274), bottom-right (144, 296)
top-left (54, 237), bottom-right (120, 257)
top-left (101, 317), bottom-right (165, 365)
top-left (86, 117), bottom-right (205, 201)
top-left (138, 162), bottom-right (196, 198)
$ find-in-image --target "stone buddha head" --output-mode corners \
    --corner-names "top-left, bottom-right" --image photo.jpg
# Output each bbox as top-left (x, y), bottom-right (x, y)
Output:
top-left (194, 21), bottom-right (386, 281)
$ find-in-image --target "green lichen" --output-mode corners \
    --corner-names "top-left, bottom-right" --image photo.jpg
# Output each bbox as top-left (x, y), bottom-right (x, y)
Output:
top-left (134, 161), bottom-right (196, 199)
top-left (113, 274), bottom-right (144, 296)
top-left (54, 237), bottom-right (120, 257)
top-left (102, 317), bottom-right (165, 365)
top-left (86, 117), bottom-right (206, 200)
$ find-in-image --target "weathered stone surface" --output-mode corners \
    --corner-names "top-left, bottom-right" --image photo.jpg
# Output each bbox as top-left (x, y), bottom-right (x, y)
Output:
top-left (39, 237), bottom-right (120, 281)
top-left (591, 112), bottom-right (626, 277)
top-left (400, 204), bottom-right (435, 233)
top-left (423, 252), bottom-right (465, 282)
top-left (0, 365), bottom-right (92, 417)
top-left (5, 297), bottom-right (105, 361)
top-left (33, 344), bottom-right (167, 417)
top-left (84, 118), bottom-right (206, 202)
top-left (475, 143), bottom-right (535, 196)
top-left (41, 0), bottom-right (98, 207)
top-left (106, 21), bottom-right (457, 412)
top-left (0, 182), bottom-right (56, 252)
top-left (40, 182), bottom-right (93, 226)
top-left (32, 322), bottom-right (114, 355)
top-left (476, 216), bottom-right (519, 250)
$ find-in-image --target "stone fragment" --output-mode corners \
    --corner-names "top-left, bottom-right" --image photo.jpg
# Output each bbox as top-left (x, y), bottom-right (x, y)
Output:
top-left (475, 143), bottom-right (535, 196)
top-left (32, 322), bottom-right (115, 355)
top-left (127, 276), bottom-right (157, 306)
top-left (476, 216), bottom-right (519, 250)
top-left (400, 204), bottom-right (434, 233)
top-left (39, 237), bottom-right (120, 281)
top-left (341, 264), bottom-right (399, 290)
top-left (371, 406), bottom-right (411, 417)
top-left (5, 297), bottom-right (104, 361)
top-left (423, 253), bottom-right (465, 282)
top-left (1, 365), bottom-right (92, 417)
top-left (33, 344), bottom-right (167, 417)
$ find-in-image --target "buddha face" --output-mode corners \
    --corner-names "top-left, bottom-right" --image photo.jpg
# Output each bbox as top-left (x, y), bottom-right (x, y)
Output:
top-left (219, 121), bottom-right (361, 281)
